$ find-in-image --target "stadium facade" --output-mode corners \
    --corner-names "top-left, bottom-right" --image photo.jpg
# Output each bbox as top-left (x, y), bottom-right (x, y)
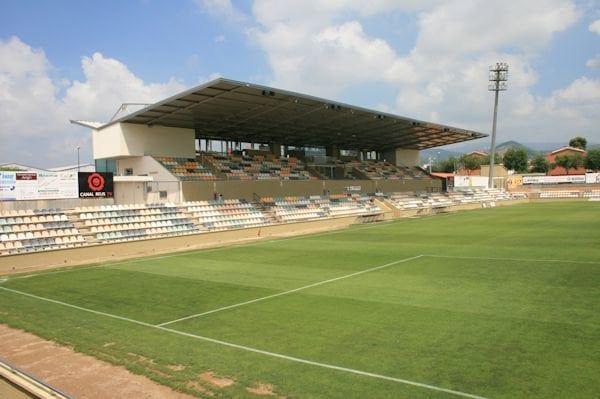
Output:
top-left (72, 78), bottom-right (487, 203)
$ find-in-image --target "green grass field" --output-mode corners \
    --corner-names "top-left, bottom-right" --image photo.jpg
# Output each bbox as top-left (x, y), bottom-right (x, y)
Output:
top-left (1, 202), bottom-right (599, 398)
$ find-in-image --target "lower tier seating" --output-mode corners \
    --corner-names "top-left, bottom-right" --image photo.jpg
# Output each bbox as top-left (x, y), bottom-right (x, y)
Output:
top-left (3, 186), bottom-right (593, 257)
top-left (0, 209), bottom-right (84, 255)
top-left (263, 195), bottom-right (382, 223)
top-left (76, 203), bottom-right (198, 243)
top-left (388, 189), bottom-right (517, 210)
top-left (182, 199), bottom-right (271, 231)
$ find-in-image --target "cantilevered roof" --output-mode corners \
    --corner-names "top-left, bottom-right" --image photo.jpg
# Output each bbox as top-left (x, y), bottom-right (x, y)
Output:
top-left (91, 78), bottom-right (487, 151)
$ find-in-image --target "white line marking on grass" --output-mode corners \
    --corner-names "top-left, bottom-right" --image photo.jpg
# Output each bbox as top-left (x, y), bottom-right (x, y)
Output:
top-left (156, 254), bottom-right (424, 327)
top-left (423, 254), bottom-right (600, 265)
top-left (0, 286), bottom-right (488, 399)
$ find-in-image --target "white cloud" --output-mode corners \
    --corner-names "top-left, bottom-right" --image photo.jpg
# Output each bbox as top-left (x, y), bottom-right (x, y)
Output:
top-left (239, 0), bottom-right (597, 145)
top-left (0, 36), bottom-right (185, 167)
top-left (587, 55), bottom-right (600, 68)
top-left (63, 52), bottom-right (184, 120)
top-left (415, 0), bottom-right (579, 56)
top-left (590, 18), bottom-right (600, 34)
top-left (196, 0), bottom-right (247, 24)
top-left (0, 36), bottom-right (65, 138)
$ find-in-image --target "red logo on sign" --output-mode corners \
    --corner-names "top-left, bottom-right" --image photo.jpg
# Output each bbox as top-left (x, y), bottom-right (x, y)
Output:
top-left (87, 173), bottom-right (105, 192)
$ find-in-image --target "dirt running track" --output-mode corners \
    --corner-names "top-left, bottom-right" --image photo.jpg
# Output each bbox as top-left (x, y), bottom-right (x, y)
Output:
top-left (0, 324), bottom-right (196, 399)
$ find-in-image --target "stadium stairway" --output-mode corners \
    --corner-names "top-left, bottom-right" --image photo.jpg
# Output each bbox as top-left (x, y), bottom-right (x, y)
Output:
top-left (64, 210), bottom-right (101, 245)
top-left (371, 198), bottom-right (396, 220)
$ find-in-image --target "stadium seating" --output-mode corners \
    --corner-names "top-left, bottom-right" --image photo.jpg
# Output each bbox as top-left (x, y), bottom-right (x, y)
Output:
top-left (350, 160), bottom-right (429, 180)
top-left (387, 189), bottom-right (516, 210)
top-left (77, 203), bottom-right (198, 243)
top-left (537, 191), bottom-right (587, 199)
top-left (263, 195), bottom-right (382, 222)
top-left (203, 153), bottom-right (314, 180)
top-left (4, 186), bottom-right (594, 258)
top-left (447, 188), bottom-right (512, 204)
top-left (182, 199), bottom-right (272, 231)
top-left (582, 190), bottom-right (600, 199)
top-left (154, 156), bottom-right (216, 181)
top-left (0, 209), bottom-right (85, 255)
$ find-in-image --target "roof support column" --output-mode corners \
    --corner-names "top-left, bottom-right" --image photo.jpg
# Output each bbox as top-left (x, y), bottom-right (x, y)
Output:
top-left (382, 148), bottom-right (420, 167)
top-left (326, 145), bottom-right (340, 160)
top-left (269, 143), bottom-right (282, 157)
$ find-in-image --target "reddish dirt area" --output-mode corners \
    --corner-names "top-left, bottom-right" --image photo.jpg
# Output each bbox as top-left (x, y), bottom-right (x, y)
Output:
top-left (0, 324), bottom-right (196, 399)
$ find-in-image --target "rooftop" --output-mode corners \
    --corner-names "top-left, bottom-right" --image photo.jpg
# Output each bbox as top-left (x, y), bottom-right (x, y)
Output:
top-left (73, 78), bottom-right (487, 152)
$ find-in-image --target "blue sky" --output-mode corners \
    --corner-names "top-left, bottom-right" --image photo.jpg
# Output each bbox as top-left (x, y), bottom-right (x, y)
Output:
top-left (1, 0), bottom-right (599, 167)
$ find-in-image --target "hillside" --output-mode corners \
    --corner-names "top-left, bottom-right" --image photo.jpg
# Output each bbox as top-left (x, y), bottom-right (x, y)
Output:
top-left (494, 141), bottom-right (537, 157)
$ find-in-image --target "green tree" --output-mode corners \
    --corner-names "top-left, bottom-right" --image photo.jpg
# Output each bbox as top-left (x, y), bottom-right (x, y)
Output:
top-left (554, 154), bottom-right (584, 175)
top-left (530, 154), bottom-right (550, 173)
top-left (483, 153), bottom-right (502, 165)
top-left (569, 136), bottom-right (587, 149)
top-left (502, 148), bottom-right (528, 172)
top-left (432, 156), bottom-right (459, 173)
top-left (585, 149), bottom-right (600, 171)
top-left (460, 154), bottom-right (483, 173)
top-left (0, 166), bottom-right (25, 171)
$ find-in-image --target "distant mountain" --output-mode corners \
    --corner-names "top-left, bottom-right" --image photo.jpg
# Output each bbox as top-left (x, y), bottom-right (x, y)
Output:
top-left (494, 141), bottom-right (539, 157)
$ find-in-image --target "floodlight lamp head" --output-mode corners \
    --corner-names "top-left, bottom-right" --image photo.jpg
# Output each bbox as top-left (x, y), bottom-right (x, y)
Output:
top-left (489, 62), bottom-right (509, 72)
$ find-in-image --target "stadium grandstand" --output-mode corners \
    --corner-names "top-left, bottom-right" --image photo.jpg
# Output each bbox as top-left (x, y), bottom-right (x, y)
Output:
top-left (67, 78), bottom-right (484, 202)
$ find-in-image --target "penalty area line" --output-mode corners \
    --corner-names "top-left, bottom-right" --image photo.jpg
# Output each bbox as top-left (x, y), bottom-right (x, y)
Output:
top-left (156, 254), bottom-right (424, 327)
top-left (0, 286), bottom-right (488, 399)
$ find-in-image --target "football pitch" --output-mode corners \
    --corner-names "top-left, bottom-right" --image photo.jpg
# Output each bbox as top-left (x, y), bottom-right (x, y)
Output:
top-left (1, 201), bottom-right (599, 398)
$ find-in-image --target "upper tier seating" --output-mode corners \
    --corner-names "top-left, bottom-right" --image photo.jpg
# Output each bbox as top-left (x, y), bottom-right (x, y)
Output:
top-left (350, 160), bottom-right (428, 180)
top-left (0, 208), bottom-right (85, 255)
top-left (77, 203), bottom-right (198, 243)
top-left (182, 199), bottom-right (271, 231)
top-left (155, 156), bottom-right (216, 181)
top-left (204, 153), bottom-right (314, 180)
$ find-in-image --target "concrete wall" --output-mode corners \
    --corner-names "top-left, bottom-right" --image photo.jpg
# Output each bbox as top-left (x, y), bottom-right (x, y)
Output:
top-left (93, 123), bottom-right (195, 159)
top-left (382, 148), bottom-right (420, 167)
top-left (116, 156), bottom-right (177, 181)
top-left (182, 179), bottom-right (442, 201)
top-left (113, 181), bottom-right (147, 205)
top-left (113, 156), bottom-right (180, 204)
top-left (0, 198), bottom-right (114, 212)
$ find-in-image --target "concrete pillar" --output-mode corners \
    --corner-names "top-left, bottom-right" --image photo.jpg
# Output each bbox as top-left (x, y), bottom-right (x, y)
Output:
top-left (382, 148), bottom-right (420, 167)
top-left (325, 145), bottom-right (340, 159)
top-left (269, 143), bottom-right (282, 157)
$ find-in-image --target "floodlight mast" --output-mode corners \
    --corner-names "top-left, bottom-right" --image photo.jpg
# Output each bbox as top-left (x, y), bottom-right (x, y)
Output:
top-left (488, 62), bottom-right (508, 189)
